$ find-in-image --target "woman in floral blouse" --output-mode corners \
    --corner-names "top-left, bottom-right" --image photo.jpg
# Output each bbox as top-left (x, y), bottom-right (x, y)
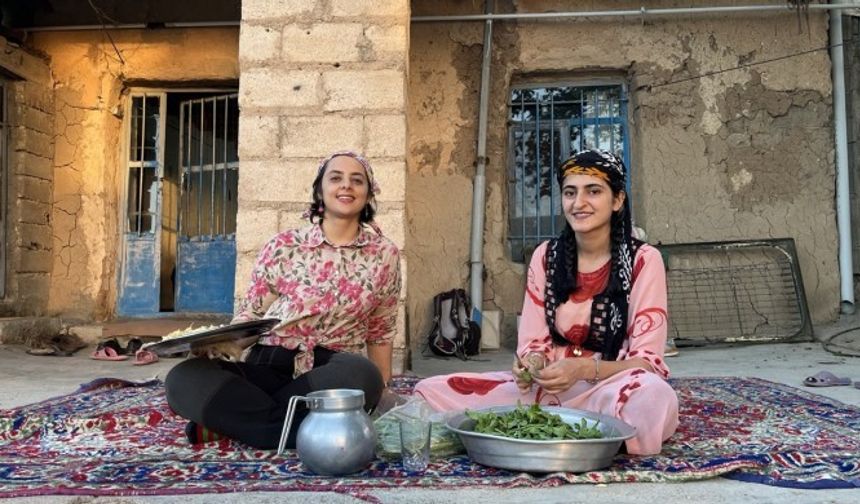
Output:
top-left (166, 151), bottom-right (401, 448)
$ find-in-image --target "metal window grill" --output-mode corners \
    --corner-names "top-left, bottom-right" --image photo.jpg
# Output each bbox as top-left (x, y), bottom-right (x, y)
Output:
top-left (660, 239), bottom-right (812, 345)
top-left (126, 94), bottom-right (161, 235)
top-left (179, 94), bottom-right (239, 240)
top-left (507, 83), bottom-right (631, 262)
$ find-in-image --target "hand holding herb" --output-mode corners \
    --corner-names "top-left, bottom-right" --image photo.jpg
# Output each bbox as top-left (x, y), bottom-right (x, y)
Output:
top-left (513, 352), bottom-right (546, 392)
top-left (466, 403), bottom-right (603, 440)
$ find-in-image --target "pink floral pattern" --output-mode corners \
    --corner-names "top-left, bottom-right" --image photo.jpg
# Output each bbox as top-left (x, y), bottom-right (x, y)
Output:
top-left (415, 243), bottom-right (679, 455)
top-left (234, 224), bottom-right (401, 377)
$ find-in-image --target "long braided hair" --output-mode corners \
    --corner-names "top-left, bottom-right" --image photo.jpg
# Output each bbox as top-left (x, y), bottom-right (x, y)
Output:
top-left (543, 150), bottom-right (640, 360)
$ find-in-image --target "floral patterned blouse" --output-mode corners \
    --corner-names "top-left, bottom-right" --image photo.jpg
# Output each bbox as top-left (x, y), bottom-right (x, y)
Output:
top-left (233, 223), bottom-right (401, 377)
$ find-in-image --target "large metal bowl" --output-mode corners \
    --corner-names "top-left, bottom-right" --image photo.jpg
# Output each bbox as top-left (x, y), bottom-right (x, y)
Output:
top-left (446, 405), bottom-right (635, 473)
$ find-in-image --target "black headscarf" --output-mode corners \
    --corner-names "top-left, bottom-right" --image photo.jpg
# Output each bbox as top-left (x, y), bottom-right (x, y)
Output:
top-left (543, 150), bottom-right (641, 360)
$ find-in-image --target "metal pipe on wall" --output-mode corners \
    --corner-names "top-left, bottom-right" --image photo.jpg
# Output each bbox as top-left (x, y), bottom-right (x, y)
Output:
top-left (469, 1), bottom-right (493, 326)
top-left (830, 4), bottom-right (856, 314)
top-left (19, 3), bottom-right (860, 30)
top-left (24, 2), bottom-right (860, 320)
top-left (412, 3), bottom-right (858, 22)
top-left (428, 2), bottom-right (860, 323)
top-left (20, 22), bottom-right (241, 32)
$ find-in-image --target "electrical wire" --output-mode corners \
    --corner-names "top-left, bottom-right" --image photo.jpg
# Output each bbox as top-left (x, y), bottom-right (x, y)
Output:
top-left (819, 326), bottom-right (860, 357)
top-left (637, 42), bottom-right (845, 93)
top-left (87, 0), bottom-right (125, 65)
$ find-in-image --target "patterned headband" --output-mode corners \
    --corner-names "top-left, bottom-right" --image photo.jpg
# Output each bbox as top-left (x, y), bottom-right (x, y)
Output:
top-left (316, 150), bottom-right (381, 196)
top-left (560, 163), bottom-right (610, 183)
top-left (558, 150), bottom-right (626, 189)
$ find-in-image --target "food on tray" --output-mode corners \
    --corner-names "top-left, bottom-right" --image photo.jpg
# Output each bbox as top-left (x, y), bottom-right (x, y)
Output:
top-left (141, 319), bottom-right (280, 357)
top-left (465, 403), bottom-right (603, 440)
top-left (161, 324), bottom-right (224, 341)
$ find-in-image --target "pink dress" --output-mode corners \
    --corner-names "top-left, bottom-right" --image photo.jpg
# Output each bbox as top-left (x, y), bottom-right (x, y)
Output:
top-left (414, 242), bottom-right (678, 455)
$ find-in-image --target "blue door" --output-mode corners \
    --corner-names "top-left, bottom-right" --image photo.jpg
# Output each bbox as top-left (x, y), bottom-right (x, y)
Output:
top-left (174, 95), bottom-right (239, 314)
top-left (117, 94), bottom-right (164, 316)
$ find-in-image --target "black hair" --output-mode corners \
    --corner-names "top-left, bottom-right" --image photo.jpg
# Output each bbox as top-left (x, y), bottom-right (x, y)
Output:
top-left (307, 156), bottom-right (377, 224)
top-left (544, 150), bottom-right (634, 359)
top-left (547, 185), bottom-right (627, 348)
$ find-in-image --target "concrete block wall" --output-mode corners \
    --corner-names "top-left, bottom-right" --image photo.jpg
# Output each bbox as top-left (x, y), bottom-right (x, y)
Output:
top-left (0, 37), bottom-right (54, 316)
top-left (237, 0), bottom-right (411, 371)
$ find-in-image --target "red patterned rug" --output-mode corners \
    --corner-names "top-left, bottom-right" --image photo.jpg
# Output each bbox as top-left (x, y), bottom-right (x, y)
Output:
top-left (0, 376), bottom-right (857, 499)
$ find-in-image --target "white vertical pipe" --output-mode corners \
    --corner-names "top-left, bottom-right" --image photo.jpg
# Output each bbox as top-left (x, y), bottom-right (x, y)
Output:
top-left (469, 3), bottom-right (493, 325)
top-left (831, 5), bottom-right (855, 313)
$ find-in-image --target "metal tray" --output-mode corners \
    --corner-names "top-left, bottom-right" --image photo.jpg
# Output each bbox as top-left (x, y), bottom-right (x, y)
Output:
top-left (446, 405), bottom-right (635, 473)
top-left (140, 318), bottom-right (280, 356)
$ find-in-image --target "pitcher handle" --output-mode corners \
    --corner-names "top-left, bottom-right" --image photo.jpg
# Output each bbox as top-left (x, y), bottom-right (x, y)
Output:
top-left (277, 395), bottom-right (308, 456)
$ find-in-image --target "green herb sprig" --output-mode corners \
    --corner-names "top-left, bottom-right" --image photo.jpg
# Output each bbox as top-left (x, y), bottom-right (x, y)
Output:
top-left (465, 403), bottom-right (603, 440)
top-left (517, 369), bottom-right (533, 384)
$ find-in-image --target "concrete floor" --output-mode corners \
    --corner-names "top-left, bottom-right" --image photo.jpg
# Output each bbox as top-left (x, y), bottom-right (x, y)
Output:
top-left (1, 316), bottom-right (859, 503)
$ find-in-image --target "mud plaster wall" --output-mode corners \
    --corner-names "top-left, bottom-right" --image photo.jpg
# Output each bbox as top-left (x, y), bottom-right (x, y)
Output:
top-left (28, 28), bottom-right (239, 320)
top-left (0, 37), bottom-right (55, 316)
top-left (407, 0), bottom-right (839, 353)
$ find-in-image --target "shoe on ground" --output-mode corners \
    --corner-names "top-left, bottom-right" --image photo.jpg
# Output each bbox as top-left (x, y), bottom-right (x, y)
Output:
top-left (665, 339), bottom-right (680, 357)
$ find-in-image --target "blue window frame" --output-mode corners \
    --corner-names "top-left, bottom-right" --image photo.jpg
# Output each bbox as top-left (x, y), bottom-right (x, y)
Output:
top-left (507, 83), bottom-right (631, 262)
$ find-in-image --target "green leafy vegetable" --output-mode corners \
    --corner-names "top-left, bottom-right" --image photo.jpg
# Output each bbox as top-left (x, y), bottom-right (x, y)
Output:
top-left (515, 352), bottom-right (545, 385)
top-left (465, 403), bottom-right (603, 440)
top-left (517, 369), bottom-right (532, 383)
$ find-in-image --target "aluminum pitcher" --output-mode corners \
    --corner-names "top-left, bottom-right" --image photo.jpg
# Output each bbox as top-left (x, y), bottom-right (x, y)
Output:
top-left (277, 389), bottom-right (376, 476)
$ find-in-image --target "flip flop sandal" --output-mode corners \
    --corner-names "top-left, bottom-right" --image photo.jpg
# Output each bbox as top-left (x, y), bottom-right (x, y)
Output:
top-left (803, 370), bottom-right (852, 387)
top-left (133, 349), bottom-right (159, 366)
top-left (90, 339), bottom-right (129, 361)
top-left (125, 338), bottom-right (143, 355)
top-left (51, 333), bottom-right (87, 356)
top-left (26, 333), bottom-right (87, 357)
top-left (27, 347), bottom-right (59, 356)
top-left (101, 338), bottom-right (123, 352)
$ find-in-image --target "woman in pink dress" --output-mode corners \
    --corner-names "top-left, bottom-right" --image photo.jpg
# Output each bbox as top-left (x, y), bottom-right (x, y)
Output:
top-left (414, 150), bottom-right (678, 455)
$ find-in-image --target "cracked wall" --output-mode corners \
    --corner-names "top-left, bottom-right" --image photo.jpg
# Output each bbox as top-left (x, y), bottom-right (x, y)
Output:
top-left (407, 2), bottom-right (484, 353)
top-left (0, 36), bottom-right (55, 316)
top-left (27, 28), bottom-right (239, 319)
top-left (407, 0), bottom-right (839, 353)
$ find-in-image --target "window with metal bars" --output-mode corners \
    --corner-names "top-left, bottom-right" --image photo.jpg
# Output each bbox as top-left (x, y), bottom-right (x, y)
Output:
top-left (126, 94), bottom-right (161, 234)
top-left (179, 95), bottom-right (239, 239)
top-left (507, 83), bottom-right (631, 262)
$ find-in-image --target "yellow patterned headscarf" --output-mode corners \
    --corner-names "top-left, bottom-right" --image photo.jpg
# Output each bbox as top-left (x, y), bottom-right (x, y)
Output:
top-left (557, 150), bottom-right (626, 190)
top-left (559, 161), bottom-right (610, 183)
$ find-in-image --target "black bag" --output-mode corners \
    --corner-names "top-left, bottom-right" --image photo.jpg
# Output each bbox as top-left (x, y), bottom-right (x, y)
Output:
top-left (427, 289), bottom-right (481, 360)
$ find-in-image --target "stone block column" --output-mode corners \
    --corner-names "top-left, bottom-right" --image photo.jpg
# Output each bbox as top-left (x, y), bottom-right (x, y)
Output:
top-left (237, 0), bottom-right (410, 371)
top-left (0, 35), bottom-right (54, 316)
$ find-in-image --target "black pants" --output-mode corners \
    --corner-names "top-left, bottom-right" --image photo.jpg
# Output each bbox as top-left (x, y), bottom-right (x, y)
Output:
top-left (165, 345), bottom-right (384, 449)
